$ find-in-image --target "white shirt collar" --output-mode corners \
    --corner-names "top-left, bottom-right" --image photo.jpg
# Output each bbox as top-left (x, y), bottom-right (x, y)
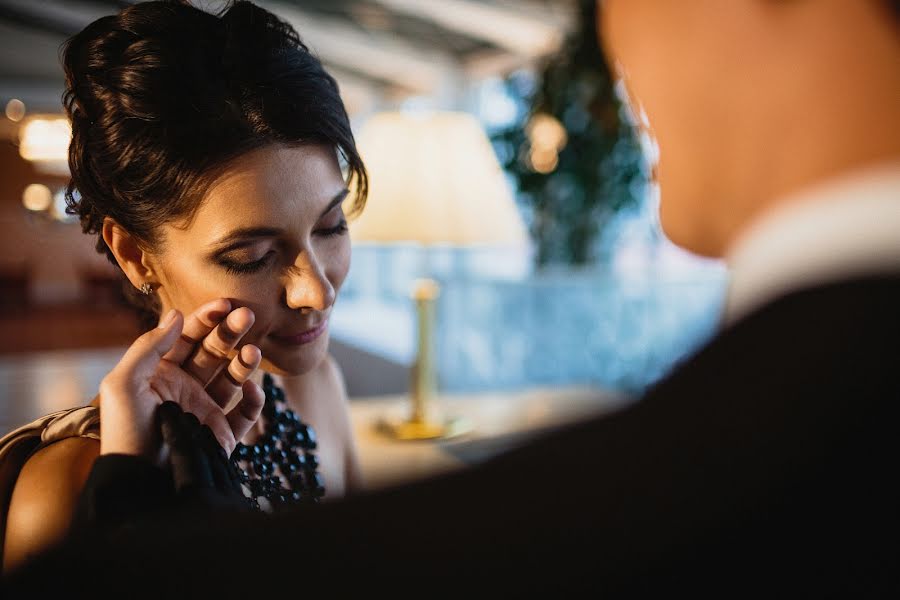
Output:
top-left (724, 161), bottom-right (900, 325)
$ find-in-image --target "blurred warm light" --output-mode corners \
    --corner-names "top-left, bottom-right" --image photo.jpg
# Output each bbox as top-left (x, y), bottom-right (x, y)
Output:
top-left (5, 98), bottom-right (26, 122)
top-left (527, 112), bottom-right (567, 152)
top-left (19, 116), bottom-right (71, 162)
top-left (22, 183), bottom-right (53, 212)
top-left (529, 146), bottom-right (559, 174)
top-left (525, 112), bottom-right (566, 174)
top-left (349, 111), bottom-right (527, 246)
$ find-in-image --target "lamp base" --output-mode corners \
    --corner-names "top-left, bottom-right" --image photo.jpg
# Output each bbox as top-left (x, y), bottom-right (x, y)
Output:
top-left (377, 416), bottom-right (471, 441)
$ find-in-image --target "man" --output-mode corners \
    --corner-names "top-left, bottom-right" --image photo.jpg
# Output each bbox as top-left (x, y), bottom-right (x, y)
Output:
top-left (4, 0), bottom-right (898, 595)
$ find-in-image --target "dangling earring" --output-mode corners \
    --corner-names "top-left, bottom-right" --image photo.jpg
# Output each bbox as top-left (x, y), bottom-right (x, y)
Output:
top-left (139, 282), bottom-right (154, 295)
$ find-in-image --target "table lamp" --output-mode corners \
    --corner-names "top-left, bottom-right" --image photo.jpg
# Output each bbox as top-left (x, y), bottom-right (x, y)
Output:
top-left (348, 110), bottom-right (527, 440)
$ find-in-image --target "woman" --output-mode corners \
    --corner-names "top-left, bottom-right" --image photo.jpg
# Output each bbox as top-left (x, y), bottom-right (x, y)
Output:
top-left (0, 0), bottom-right (367, 572)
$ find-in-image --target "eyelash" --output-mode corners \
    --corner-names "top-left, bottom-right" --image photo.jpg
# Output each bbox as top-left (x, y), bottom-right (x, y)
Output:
top-left (217, 220), bottom-right (348, 276)
top-left (219, 253), bottom-right (273, 276)
top-left (317, 219), bottom-right (349, 238)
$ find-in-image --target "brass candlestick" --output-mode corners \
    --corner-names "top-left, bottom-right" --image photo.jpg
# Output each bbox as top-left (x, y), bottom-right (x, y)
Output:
top-left (378, 278), bottom-right (469, 440)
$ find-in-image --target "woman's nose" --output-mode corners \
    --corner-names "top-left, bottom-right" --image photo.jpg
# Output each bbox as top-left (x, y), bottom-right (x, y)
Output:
top-left (284, 250), bottom-right (336, 313)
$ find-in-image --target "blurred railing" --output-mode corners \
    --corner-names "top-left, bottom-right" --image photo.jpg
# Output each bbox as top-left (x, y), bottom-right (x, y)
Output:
top-left (333, 245), bottom-right (727, 396)
top-left (436, 270), bottom-right (725, 394)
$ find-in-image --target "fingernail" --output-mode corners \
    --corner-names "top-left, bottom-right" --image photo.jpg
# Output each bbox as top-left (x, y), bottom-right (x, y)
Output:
top-left (243, 344), bottom-right (261, 363)
top-left (158, 309), bottom-right (176, 329)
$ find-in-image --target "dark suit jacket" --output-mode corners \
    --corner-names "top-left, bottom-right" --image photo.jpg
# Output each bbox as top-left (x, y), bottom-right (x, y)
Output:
top-left (4, 275), bottom-right (899, 596)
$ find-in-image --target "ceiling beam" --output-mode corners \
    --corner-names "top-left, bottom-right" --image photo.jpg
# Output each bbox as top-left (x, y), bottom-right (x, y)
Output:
top-left (370, 0), bottom-right (572, 58)
top-left (259, 1), bottom-right (463, 95)
top-left (0, 0), bottom-right (112, 35)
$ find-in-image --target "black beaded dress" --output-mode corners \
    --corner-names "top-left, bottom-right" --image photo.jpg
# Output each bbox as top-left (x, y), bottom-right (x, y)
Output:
top-left (230, 373), bottom-right (325, 511)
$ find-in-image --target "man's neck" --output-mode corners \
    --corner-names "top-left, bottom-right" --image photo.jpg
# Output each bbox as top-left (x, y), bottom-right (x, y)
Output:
top-left (720, 5), bottom-right (900, 256)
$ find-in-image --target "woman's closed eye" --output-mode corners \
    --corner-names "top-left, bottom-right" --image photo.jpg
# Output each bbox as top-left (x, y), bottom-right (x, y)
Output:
top-left (213, 214), bottom-right (347, 275)
top-left (315, 218), bottom-right (348, 238)
top-left (217, 250), bottom-right (275, 275)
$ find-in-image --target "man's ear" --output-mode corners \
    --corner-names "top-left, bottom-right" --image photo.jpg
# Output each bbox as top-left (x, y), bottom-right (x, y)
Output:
top-left (101, 218), bottom-right (157, 290)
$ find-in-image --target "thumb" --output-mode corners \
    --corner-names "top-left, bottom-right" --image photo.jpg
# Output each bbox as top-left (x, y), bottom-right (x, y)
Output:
top-left (117, 309), bottom-right (184, 381)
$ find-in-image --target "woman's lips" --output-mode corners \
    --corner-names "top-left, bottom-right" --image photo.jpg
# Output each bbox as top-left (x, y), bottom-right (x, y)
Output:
top-left (270, 320), bottom-right (328, 346)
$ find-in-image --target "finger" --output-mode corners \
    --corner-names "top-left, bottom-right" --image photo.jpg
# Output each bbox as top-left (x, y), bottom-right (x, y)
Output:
top-left (166, 382), bottom-right (236, 454)
top-left (206, 344), bottom-right (262, 410)
top-left (149, 362), bottom-right (239, 452)
top-left (163, 298), bottom-right (231, 364)
top-left (183, 307), bottom-right (255, 387)
top-left (115, 310), bottom-right (184, 384)
top-left (226, 379), bottom-right (265, 454)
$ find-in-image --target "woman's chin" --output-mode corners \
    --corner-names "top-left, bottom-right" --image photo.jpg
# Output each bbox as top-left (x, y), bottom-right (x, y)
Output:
top-left (258, 333), bottom-right (330, 377)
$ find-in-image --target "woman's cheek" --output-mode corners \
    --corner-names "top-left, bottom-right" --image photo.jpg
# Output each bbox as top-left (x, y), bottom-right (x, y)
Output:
top-left (216, 279), bottom-right (278, 344)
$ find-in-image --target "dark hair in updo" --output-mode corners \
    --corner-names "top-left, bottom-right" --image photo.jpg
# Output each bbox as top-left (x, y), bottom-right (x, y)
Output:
top-left (62, 0), bottom-right (367, 326)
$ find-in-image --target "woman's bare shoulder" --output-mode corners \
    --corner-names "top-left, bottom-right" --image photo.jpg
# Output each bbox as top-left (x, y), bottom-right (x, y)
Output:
top-left (12, 435), bottom-right (100, 498)
top-left (3, 437), bottom-right (100, 573)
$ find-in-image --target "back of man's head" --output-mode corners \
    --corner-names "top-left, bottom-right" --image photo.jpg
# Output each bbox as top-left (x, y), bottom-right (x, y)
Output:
top-left (599, 0), bottom-right (900, 258)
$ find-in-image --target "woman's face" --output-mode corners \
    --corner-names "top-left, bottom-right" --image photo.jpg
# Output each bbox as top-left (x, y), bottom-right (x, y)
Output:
top-left (151, 143), bottom-right (351, 376)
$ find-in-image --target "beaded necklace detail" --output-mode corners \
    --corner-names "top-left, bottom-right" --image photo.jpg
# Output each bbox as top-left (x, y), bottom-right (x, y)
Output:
top-left (231, 373), bottom-right (325, 511)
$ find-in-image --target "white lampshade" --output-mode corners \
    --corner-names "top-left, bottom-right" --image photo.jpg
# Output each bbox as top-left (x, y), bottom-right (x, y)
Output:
top-left (348, 111), bottom-right (527, 246)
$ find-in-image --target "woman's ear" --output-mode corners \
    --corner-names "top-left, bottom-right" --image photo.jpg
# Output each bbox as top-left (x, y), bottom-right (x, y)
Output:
top-left (102, 218), bottom-right (157, 290)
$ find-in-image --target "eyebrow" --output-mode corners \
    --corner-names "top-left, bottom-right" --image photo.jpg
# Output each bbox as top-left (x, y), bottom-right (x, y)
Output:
top-left (321, 188), bottom-right (350, 218)
top-left (210, 188), bottom-right (350, 252)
